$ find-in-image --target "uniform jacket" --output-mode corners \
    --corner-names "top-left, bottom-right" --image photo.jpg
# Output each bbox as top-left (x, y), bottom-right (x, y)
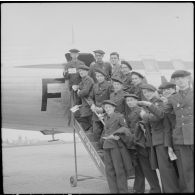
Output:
top-left (128, 82), bottom-right (146, 100)
top-left (124, 106), bottom-right (142, 150)
top-left (163, 111), bottom-right (176, 148)
top-left (78, 75), bottom-right (94, 117)
top-left (134, 121), bottom-right (159, 170)
top-left (125, 106), bottom-right (142, 133)
top-left (142, 97), bottom-right (165, 146)
top-left (110, 89), bottom-right (126, 114)
top-left (64, 60), bottom-right (84, 90)
top-left (88, 61), bottom-right (112, 83)
top-left (121, 72), bottom-right (133, 92)
top-left (102, 112), bottom-right (128, 149)
top-left (88, 80), bottom-right (112, 121)
top-left (164, 88), bottom-right (194, 145)
top-left (111, 64), bottom-right (122, 78)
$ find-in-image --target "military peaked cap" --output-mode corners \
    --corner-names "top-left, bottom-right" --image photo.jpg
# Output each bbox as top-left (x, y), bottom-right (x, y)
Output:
top-left (93, 50), bottom-right (105, 55)
top-left (124, 93), bottom-right (139, 99)
top-left (69, 48), bottom-right (80, 53)
top-left (78, 65), bottom-right (89, 71)
top-left (103, 100), bottom-right (117, 107)
top-left (131, 71), bottom-right (144, 79)
top-left (140, 83), bottom-right (157, 92)
top-left (111, 77), bottom-right (123, 84)
top-left (94, 68), bottom-right (106, 77)
top-left (159, 82), bottom-right (176, 90)
top-left (121, 60), bottom-right (132, 70)
top-left (171, 70), bottom-right (191, 79)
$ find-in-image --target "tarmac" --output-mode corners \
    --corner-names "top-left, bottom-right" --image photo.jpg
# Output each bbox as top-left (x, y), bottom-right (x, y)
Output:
top-left (2, 141), bottom-right (152, 194)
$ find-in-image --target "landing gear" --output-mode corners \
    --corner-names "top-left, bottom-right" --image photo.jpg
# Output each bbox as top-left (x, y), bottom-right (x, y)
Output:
top-left (70, 176), bottom-right (77, 187)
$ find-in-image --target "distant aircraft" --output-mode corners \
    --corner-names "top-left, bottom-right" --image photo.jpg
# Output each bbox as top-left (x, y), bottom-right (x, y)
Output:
top-left (1, 53), bottom-right (193, 136)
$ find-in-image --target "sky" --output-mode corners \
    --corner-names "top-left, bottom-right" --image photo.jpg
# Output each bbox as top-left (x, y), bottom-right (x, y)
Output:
top-left (1, 2), bottom-right (193, 140)
top-left (1, 2), bottom-right (194, 67)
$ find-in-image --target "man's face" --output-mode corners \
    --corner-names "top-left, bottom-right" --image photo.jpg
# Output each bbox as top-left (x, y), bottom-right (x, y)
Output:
top-left (142, 89), bottom-right (155, 100)
top-left (174, 76), bottom-right (190, 89)
top-left (162, 88), bottom-right (176, 98)
top-left (132, 74), bottom-right (142, 85)
top-left (104, 104), bottom-right (115, 115)
top-left (121, 63), bottom-right (131, 75)
top-left (113, 81), bottom-right (123, 92)
top-left (70, 52), bottom-right (79, 59)
top-left (95, 53), bottom-right (104, 62)
top-left (126, 97), bottom-right (138, 107)
top-left (110, 55), bottom-right (119, 65)
top-left (78, 69), bottom-right (88, 77)
top-left (95, 72), bottom-right (105, 83)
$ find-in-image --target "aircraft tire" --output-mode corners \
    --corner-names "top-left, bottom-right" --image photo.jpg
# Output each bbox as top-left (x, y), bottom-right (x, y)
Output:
top-left (70, 176), bottom-right (77, 187)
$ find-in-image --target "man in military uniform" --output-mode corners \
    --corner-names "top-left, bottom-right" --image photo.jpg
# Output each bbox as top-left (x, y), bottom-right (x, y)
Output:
top-left (110, 77), bottom-right (126, 114)
top-left (73, 64), bottom-right (94, 131)
top-left (88, 69), bottom-right (113, 149)
top-left (158, 82), bottom-right (180, 183)
top-left (164, 70), bottom-right (194, 193)
top-left (124, 93), bottom-right (161, 193)
top-left (88, 50), bottom-right (112, 83)
top-left (138, 83), bottom-right (180, 193)
top-left (110, 52), bottom-right (122, 78)
top-left (158, 82), bottom-right (177, 150)
top-left (63, 49), bottom-right (84, 105)
top-left (120, 60), bottom-right (133, 92)
top-left (129, 71), bottom-right (146, 100)
top-left (101, 100), bottom-right (133, 193)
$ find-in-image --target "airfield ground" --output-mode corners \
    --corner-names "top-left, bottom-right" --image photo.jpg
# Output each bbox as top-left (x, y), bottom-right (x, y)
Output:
top-left (2, 142), bottom-right (153, 193)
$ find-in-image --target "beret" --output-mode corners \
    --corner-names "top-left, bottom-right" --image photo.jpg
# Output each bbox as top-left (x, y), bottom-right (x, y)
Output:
top-left (171, 70), bottom-right (191, 79)
top-left (140, 83), bottom-right (157, 92)
top-left (124, 93), bottom-right (139, 99)
top-left (131, 71), bottom-right (144, 79)
top-left (111, 76), bottom-right (123, 84)
top-left (94, 68), bottom-right (106, 77)
top-left (77, 65), bottom-right (89, 71)
top-left (93, 50), bottom-right (105, 55)
top-left (103, 100), bottom-right (117, 107)
top-left (121, 60), bottom-right (132, 70)
top-left (159, 82), bottom-right (176, 90)
top-left (110, 52), bottom-right (119, 57)
top-left (69, 49), bottom-right (80, 53)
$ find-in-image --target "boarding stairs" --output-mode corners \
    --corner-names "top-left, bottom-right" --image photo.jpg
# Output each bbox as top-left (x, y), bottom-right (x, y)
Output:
top-left (69, 115), bottom-right (106, 187)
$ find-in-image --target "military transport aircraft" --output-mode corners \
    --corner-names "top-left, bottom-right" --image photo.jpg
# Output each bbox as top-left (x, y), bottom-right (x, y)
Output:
top-left (2, 54), bottom-right (193, 135)
top-left (2, 52), bottom-right (193, 186)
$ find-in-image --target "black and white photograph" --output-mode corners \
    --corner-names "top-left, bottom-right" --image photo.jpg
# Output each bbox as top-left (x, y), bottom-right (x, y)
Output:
top-left (1, 2), bottom-right (194, 194)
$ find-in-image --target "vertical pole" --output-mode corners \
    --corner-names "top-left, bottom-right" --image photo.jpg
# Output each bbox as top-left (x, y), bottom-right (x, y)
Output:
top-left (73, 121), bottom-right (78, 183)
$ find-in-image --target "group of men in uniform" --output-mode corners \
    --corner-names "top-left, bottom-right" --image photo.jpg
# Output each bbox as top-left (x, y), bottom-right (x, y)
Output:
top-left (64, 48), bottom-right (194, 193)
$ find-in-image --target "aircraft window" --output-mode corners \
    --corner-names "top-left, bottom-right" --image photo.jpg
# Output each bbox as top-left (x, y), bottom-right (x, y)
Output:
top-left (142, 59), bottom-right (159, 73)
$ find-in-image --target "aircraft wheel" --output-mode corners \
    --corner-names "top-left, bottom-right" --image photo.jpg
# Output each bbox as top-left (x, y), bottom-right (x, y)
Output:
top-left (70, 176), bottom-right (77, 187)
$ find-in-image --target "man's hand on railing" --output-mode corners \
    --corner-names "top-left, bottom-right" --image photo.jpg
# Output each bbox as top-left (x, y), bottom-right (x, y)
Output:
top-left (91, 104), bottom-right (96, 112)
top-left (96, 106), bottom-right (103, 114)
top-left (97, 113), bottom-right (104, 121)
top-left (70, 105), bottom-right (82, 113)
top-left (72, 85), bottom-right (79, 91)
